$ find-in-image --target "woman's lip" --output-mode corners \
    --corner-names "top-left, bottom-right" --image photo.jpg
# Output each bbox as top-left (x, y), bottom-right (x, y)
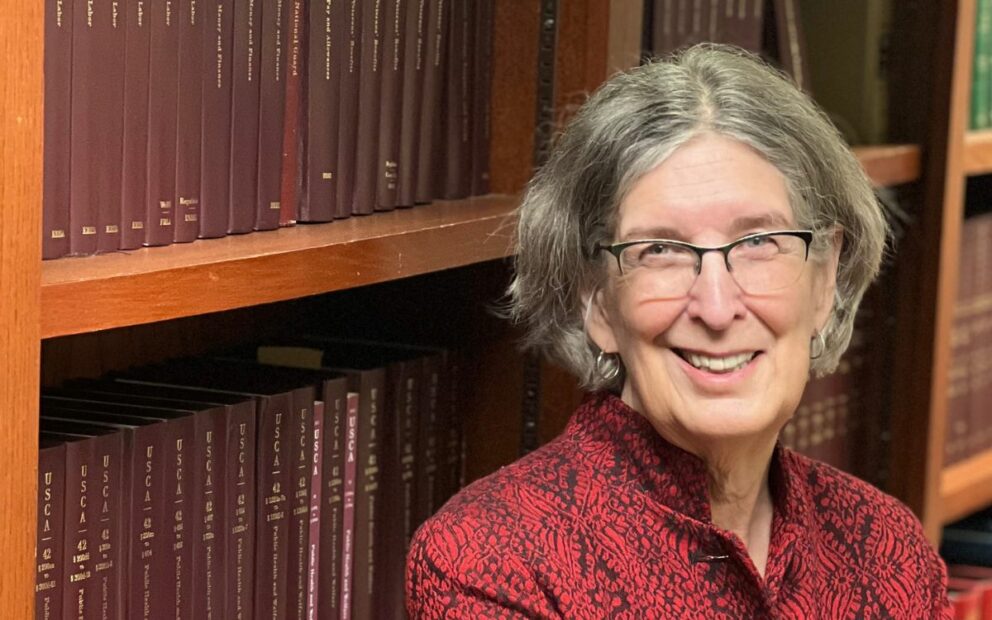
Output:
top-left (672, 349), bottom-right (762, 389)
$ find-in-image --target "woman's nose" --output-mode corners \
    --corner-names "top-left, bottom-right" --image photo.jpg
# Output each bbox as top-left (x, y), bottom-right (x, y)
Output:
top-left (684, 252), bottom-right (746, 329)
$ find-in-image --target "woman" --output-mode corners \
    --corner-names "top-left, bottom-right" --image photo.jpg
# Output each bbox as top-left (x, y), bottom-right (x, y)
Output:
top-left (407, 45), bottom-right (951, 618)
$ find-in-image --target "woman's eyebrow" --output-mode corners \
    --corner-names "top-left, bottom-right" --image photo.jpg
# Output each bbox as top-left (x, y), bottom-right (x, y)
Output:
top-left (619, 213), bottom-right (792, 243)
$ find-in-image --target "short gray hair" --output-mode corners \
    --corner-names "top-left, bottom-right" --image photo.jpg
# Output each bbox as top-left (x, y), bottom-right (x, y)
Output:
top-left (506, 44), bottom-right (889, 391)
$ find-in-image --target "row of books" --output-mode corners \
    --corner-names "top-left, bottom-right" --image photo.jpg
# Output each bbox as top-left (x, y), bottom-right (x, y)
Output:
top-left (943, 507), bottom-right (992, 619)
top-left (43, 0), bottom-right (493, 259)
top-left (644, 0), bottom-right (894, 146)
top-left (946, 212), bottom-right (992, 466)
top-left (972, 0), bottom-right (992, 131)
top-left (35, 339), bottom-right (462, 619)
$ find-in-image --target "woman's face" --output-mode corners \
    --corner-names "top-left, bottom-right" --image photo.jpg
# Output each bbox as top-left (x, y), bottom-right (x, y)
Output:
top-left (588, 133), bottom-right (840, 451)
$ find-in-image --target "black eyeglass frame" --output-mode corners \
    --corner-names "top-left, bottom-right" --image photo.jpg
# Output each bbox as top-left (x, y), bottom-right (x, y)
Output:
top-left (595, 230), bottom-right (814, 275)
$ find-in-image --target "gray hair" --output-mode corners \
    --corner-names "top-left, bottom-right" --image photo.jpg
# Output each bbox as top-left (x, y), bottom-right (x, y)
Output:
top-left (506, 44), bottom-right (889, 391)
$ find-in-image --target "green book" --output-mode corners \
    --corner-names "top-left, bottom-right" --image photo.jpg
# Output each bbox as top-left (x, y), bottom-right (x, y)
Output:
top-left (973, 0), bottom-right (991, 130)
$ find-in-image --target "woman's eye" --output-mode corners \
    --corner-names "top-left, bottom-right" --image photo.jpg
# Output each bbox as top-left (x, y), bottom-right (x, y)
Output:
top-left (745, 236), bottom-right (769, 247)
top-left (646, 243), bottom-right (668, 254)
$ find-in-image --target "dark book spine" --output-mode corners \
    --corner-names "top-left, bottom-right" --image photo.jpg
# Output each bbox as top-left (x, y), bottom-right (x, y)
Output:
top-left (69, 0), bottom-right (125, 255)
top-left (126, 427), bottom-right (168, 620)
top-left (199, 0), bottom-right (234, 238)
top-left (300, 0), bottom-right (342, 222)
top-left (61, 438), bottom-right (98, 618)
top-left (121, 0), bottom-right (151, 250)
top-left (43, 0), bottom-right (72, 259)
top-left (438, 0), bottom-right (470, 199)
top-left (254, 395), bottom-right (292, 620)
top-left (351, 0), bottom-right (383, 215)
top-left (318, 388), bottom-right (347, 619)
top-left (36, 443), bottom-right (66, 620)
top-left (769, 0), bottom-right (809, 90)
top-left (469, 0), bottom-right (492, 197)
top-left (306, 402), bottom-right (324, 620)
top-left (334, 0), bottom-right (362, 219)
top-left (229, 0), bottom-right (262, 233)
top-left (167, 418), bottom-right (196, 620)
top-left (278, 0), bottom-right (305, 226)
top-left (254, 0), bottom-right (290, 230)
top-left (287, 391), bottom-right (314, 620)
top-left (194, 408), bottom-right (227, 618)
top-left (374, 0), bottom-right (404, 211)
top-left (339, 393), bottom-right (358, 620)
top-left (351, 374), bottom-right (383, 620)
top-left (414, 355), bottom-right (440, 528)
top-left (175, 0), bottom-right (205, 243)
top-left (414, 0), bottom-right (445, 204)
top-left (145, 0), bottom-right (180, 247)
top-left (396, 0), bottom-right (425, 207)
top-left (226, 405), bottom-right (257, 620)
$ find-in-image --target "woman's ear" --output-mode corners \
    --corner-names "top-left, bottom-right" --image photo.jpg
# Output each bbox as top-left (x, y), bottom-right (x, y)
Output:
top-left (813, 226), bottom-right (844, 330)
top-left (584, 285), bottom-right (620, 354)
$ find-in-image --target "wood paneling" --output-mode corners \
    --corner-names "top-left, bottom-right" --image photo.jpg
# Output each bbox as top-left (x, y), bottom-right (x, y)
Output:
top-left (941, 447), bottom-right (992, 524)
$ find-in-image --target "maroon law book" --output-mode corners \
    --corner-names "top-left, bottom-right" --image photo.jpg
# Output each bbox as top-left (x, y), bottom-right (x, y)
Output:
top-left (229, 0), bottom-right (263, 233)
top-left (43, 0), bottom-right (72, 259)
top-left (199, 0), bottom-right (235, 238)
top-left (300, 0), bottom-right (344, 222)
top-left (279, 0), bottom-right (306, 227)
top-left (413, 350), bottom-right (443, 528)
top-left (334, 0), bottom-right (362, 219)
top-left (414, 0), bottom-right (447, 204)
top-left (254, 0), bottom-right (291, 230)
top-left (375, 0), bottom-right (405, 211)
top-left (351, 0), bottom-right (384, 215)
top-left (438, 0), bottom-right (472, 200)
top-left (69, 0), bottom-right (125, 255)
top-left (305, 402), bottom-right (324, 620)
top-left (469, 0), bottom-right (493, 197)
top-left (339, 393), bottom-right (359, 620)
top-left (36, 436), bottom-right (66, 620)
top-left (120, 0), bottom-right (151, 250)
top-left (396, 0), bottom-right (426, 208)
top-left (287, 383), bottom-right (314, 620)
top-left (145, 0), bottom-right (181, 247)
top-left (40, 420), bottom-right (124, 620)
top-left (175, 0), bottom-right (205, 243)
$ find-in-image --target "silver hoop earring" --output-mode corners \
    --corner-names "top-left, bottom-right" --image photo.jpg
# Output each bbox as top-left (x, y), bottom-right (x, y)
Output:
top-left (810, 331), bottom-right (826, 360)
top-left (596, 351), bottom-right (621, 381)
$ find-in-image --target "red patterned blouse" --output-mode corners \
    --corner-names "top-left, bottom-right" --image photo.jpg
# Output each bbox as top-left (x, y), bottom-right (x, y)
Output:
top-left (406, 393), bottom-right (952, 619)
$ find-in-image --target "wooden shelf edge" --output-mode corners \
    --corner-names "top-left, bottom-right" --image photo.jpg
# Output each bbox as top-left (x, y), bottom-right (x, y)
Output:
top-left (42, 195), bottom-right (519, 338)
top-left (940, 447), bottom-right (992, 524)
top-left (852, 144), bottom-right (922, 187)
top-left (963, 129), bottom-right (992, 175)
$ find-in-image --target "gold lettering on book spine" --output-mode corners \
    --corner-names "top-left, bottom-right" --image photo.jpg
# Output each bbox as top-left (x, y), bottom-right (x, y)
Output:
top-left (215, 4), bottom-right (223, 89)
top-left (247, 0), bottom-right (256, 81)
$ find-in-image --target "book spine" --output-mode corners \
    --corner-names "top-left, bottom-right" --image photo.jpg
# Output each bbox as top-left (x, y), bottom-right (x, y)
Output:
top-left (199, 0), bottom-right (234, 238)
top-left (339, 393), bottom-right (358, 620)
top-left (36, 443), bottom-right (66, 620)
top-left (120, 0), bottom-right (151, 250)
top-left (438, 0), bottom-right (471, 199)
top-left (973, 0), bottom-right (991, 130)
top-left (194, 408), bottom-right (227, 618)
top-left (375, 0), bottom-right (404, 211)
top-left (62, 438), bottom-right (98, 618)
top-left (226, 404), bottom-right (257, 620)
top-left (396, 0), bottom-right (425, 207)
top-left (168, 417), bottom-right (196, 620)
top-left (334, 0), bottom-right (362, 218)
top-left (255, 0), bottom-right (289, 230)
top-left (279, 0), bottom-right (305, 226)
top-left (301, 0), bottom-right (343, 222)
top-left (287, 391), bottom-right (314, 620)
top-left (127, 427), bottom-right (168, 620)
top-left (69, 0), bottom-right (125, 255)
top-left (351, 375), bottom-right (382, 620)
top-left (414, 0), bottom-right (445, 203)
top-left (469, 0), bottom-right (492, 197)
top-left (228, 0), bottom-right (262, 233)
top-left (175, 0), bottom-right (205, 243)
top-left (318, 387), bottom-right (347, 619)
top-left (145, 0), bottom-right (180, 247)
top-left (414, 356), bottom-right (440, 529)
top-left (772, 0), bottom-right (809, 90)
top-left (254, 395), bottom-right (292, 620)
top-left (43, 0), bottom-right (72, 259)
top-left (306, 402), bottom-right (324, 620)
top-left (351, 0), bottom-right (384, 215)
top-left (96, 434), bottom-right (125, 620)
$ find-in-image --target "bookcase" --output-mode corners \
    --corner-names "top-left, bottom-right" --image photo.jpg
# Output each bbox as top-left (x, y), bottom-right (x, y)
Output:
top-left (0, 0), bottom-right (984, 615)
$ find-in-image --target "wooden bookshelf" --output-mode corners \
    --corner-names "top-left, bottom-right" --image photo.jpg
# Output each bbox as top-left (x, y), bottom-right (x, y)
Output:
top-left (963, 129), bottom-right (992, 175)
top-left (941, 448), bottom-right (992, 524)
top-left (852, 144), bottom-right (923, 187)
top-left (42, 195), bottom-right (517, 338)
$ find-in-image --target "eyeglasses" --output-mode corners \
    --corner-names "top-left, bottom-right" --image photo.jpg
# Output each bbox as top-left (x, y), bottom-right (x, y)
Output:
top-left (596, 230), bottom-right (813, 298)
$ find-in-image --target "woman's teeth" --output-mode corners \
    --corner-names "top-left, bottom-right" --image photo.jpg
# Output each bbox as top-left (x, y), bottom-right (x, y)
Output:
top-left (684, 351), bottom-right (755, 373)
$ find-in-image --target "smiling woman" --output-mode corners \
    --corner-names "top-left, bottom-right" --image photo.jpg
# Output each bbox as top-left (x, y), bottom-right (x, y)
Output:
top-left (406, 45), bottom-right (952, 619)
